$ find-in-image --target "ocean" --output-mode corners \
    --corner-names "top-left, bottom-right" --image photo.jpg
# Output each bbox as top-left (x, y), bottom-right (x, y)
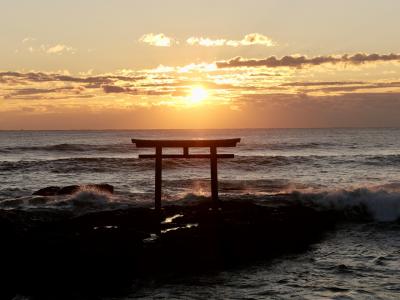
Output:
top-left (1, 128), bottom-right (400, 299)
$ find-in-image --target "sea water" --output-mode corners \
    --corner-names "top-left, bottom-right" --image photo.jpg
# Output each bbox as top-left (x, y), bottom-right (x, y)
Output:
top-left (1, 128), bottom-right (400, 299)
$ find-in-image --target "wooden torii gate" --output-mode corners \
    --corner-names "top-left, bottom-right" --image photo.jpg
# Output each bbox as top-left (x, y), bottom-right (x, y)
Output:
top-left (132, 138), bottom-right (241, 211)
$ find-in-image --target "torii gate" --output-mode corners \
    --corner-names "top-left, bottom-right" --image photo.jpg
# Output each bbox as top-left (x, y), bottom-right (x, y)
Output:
top-left (132, 138), bottom-right (241, 211)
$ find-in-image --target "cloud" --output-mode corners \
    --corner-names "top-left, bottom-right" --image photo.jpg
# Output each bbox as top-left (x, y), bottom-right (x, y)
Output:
top-left (0, 72), bottom-right (145, 86)
top-left (2, 57), bottom-right (400, 108)
top-left (10, 87), bottom-right (74, 96)
top-left (216, 53), bottom-right (400, 68)
top-left (186, 37), bottom-right (226, 47)
top-left (234, 92), bottom-right (400, 127)
top-left (17, 38), bottom-right (76, 55)
top-left (45, 44), bottom-right (76, 54)
top-left (311, 82), bottom-right (400, 93)
top-left (23, 43), bottom-right (77, 55)
top-left (187, 33), bottom-right (275, 47)
top-left (277, 81), bottom-right (400, 94)
top-left (229, 33), bottom-right (276, 47)
top-left (102, 85), bottom-right (133, 93)
top-left (102, 84), bottom-right (174, 96)
top-left (281, 81), bottom-right (365, 86)
top-left (139, 33), bottom-right (175, 47)
top-left (138, 33), bottom-right (275, 48)
top-left (22, 37), bottom-right (36, 43)
top-left (3, 86), bottom-right (86, 100)
top-left (0, 71), bottom-right (147, 100)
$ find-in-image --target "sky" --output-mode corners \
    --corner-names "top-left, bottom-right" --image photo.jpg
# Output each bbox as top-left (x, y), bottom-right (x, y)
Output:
top-left (1, 0), bottom-right (400, 129)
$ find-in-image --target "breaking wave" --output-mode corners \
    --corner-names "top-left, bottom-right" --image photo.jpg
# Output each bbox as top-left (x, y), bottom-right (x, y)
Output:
top-left (0, 186), bottom-right (134, 212)
top-left (294, 188), bottom-right (400, 222)
top-left (166, 186), bottom-right (400, 223)
top-left (2, 184), bottom-right (400, 223)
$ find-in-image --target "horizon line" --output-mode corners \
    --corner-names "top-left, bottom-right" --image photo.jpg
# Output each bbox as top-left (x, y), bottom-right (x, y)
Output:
top-left (1, 126), bottom-right (400, 131)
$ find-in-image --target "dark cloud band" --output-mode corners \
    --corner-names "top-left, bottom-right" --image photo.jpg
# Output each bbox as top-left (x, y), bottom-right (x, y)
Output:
top-left (216, 53), bottom-right (400, 69)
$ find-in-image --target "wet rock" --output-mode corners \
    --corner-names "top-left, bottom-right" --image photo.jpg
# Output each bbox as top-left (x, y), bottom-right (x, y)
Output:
top-left (86, 183), bottom-right (114, 194)
top-left (0, 198), bottom-right (24, 207)
top-left (28, 196), bottom-right (50, 205)
top-left (57, 185), bottom-right (80, 195)
top-left (0, 198), bottom-right (338, 298)
top-left (32, 186), bottom-right (61, 196)
top-left (33, 184), bottom-right (114, 196)
top-left (57, 184), bottom-right (114, 195)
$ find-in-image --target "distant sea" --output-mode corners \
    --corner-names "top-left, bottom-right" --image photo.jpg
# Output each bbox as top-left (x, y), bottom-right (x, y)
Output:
top-left (1, 128), bottom-right (400, 299)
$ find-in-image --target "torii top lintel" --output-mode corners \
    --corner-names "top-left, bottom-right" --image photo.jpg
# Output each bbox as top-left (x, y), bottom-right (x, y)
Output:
top-left (131, 138), bottom-right (241, 148)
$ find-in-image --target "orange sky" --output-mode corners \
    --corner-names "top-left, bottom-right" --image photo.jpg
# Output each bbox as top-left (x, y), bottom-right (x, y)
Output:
top-left (1, 1), bottom-right (400, 129)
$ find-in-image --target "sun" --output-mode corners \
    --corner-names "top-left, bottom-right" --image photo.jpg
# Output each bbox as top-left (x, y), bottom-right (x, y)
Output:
top-left (187, 86), bottom-right (208, 104)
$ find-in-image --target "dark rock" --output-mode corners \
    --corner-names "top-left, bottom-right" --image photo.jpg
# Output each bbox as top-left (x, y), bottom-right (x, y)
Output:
top-left (29, 196), bottom-right (49, 205)
top-left (57, 184), bottom-right (114, 195)
top-left (0, 198), bottom-right (338, 298)
top-left (57, 185), bottom-right (80, 195)
top-left (86, 183), bottom-right (114, 194)
top-left (33, 184), bottom-right (114, 197)
top-left (32, 186), bottom-right (61, 196)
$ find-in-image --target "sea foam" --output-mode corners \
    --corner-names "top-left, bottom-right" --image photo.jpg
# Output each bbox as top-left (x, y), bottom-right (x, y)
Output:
top-left (296, 188), bottom-right (400, 222)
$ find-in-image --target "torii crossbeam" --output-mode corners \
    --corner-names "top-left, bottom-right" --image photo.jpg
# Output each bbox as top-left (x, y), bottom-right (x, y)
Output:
top-left (132, 138), bottom-right (241, 211)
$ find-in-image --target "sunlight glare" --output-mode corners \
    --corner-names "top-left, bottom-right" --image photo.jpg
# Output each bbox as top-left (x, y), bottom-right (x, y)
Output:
top-left (188, 86), bottom-right (208, 105)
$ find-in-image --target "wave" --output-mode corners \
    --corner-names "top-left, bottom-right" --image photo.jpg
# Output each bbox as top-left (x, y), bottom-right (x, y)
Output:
top-left (363, 154), bottom-right (400, 166)
top-left (0, 157), bottom-right (154, 173)
top-left (177, 187), bottom-right (400, 222)
top-left (0, 140), bottom-right (360, 155)
top-left (239, 141), bottom-right (336, 151)
top-left (0, 155), bottom-right (348, 173)
top-left (293, 188), bottom-right (400, 222)
top-left (0, 187), bottom-right (149, 213)
top-left (158, 178), bottom-right (311, 194)
top-left (0, 143), bottom-right (136, 154)
top-left (0, 156), bottom-right (322, 176)
top-left (0, 178), bottom-right (311, 205)
top-left (2, 184), bottom-right (400, 223)
top-left (2, 154), bottom-right (400, 174)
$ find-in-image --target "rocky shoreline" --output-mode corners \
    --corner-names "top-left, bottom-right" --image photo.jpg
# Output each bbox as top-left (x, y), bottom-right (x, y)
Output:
top-left (0, 187), bottom-right (342, 299)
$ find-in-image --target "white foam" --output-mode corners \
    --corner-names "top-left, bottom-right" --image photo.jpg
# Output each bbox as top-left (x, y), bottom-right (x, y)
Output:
top-left (68, 189), bottom-right (111, 208)
top-left (297, 188), bottom-right (400, 222)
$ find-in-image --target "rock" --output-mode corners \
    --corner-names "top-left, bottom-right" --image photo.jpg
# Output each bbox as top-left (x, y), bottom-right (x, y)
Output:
top-left (0, 198), bottom-right (337, 297)
top-left (57, 185), bottom-right (80, 195)
top-left (29, 196), bottom-right (50, 205)
top-left (33, 184), bottom-right (114, 197)
top-left (86, 183), bottom-right (114, 194)
top-left (32, 186), bottom-right (61, 196)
